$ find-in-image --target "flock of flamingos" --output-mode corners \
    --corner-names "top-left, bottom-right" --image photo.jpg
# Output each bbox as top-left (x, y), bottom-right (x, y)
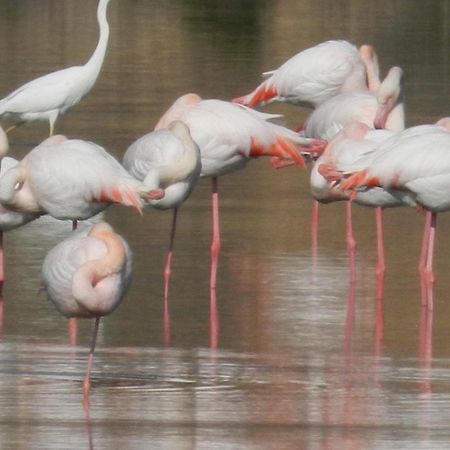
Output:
top-left (0, 0), bottom-right (448, 402)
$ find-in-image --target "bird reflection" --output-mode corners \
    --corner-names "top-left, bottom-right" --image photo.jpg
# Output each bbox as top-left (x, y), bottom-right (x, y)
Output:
top-left (209, 286), bottom-right (219, 349)
top-left (83, 403), bottom-right (95, 450)
top-left (419, 306), bottom-right (433, 395)
top-left (0, 295), bottom-right (3, 338)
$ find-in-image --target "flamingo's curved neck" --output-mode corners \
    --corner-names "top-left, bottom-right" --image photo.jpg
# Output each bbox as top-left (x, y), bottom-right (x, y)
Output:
top-left (87, 224), bottom-right (125, 284)
top-left (72, 223), bottom-right (126, 314)
top-left (160, 121), bottom-right (201, 183)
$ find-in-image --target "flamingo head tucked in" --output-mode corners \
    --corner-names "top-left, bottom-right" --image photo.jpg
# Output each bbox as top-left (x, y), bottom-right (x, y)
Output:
top-left (71, 222), bottom-right (131, 317)
top-left (0, 165), bottom-right (42, 214)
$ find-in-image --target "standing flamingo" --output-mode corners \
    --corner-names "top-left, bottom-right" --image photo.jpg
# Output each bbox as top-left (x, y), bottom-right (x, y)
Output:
top-left (232, 40), bottom-right (379, 108)
top-left (0, 0), bottom-right (112, 136)
top-left (0, 126), bottom-right (41, 293)
top-left (340, 119), bottom-right (450, 310)
top-left (155, 93), bottom-right (324, 290)
top-left (311, 123), bottom-right (405, 297)
top-left (155, 93), bottom-right (325, 345)
top-left (0, 133), bottom-right (151, 345)
top-left (41, 221), bottom-right (132, 402)
top-left (302, 65), bottom-right (404, 260)
top-left (122, 121), bottom-right (201, 343)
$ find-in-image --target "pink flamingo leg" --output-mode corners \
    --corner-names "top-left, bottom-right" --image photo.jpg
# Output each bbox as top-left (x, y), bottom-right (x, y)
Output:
top-left (311, 199), bottom-right (319, 263)
top-left (162, 208), bottom-right (178, 346)
top-left (68, 318), bottom-right (78, 346)
top-left (83, 317), bottom-right (101, 408)
top-left (374, 210), bottom-right (385, 361)
top-left (374, 292), bottom-right (384, 362)
top-left (209, 177), bottom-right (220, 348)
top-left (424, 212), bottom-right (437, 311)
top-left (418, 211), bottom-right (432, 306)
top-left (0, 296), bottom-right (3, 338)
top-left (344, 274), bottom-right (356, 360)
top-left (209, 286), bottom-right (219, 349)
top-left (210, 177), bottom-right (221, 290)
top-left (345, 201), bottom-right (356, 285)
top-left (375, 207), bottom-right (385, 301)
top-left (68, 220), bottom-right (79, 345)
top-left (418, 306), bottom-right (433, 394)
top-left (163, 208), bottom-right (178, 300)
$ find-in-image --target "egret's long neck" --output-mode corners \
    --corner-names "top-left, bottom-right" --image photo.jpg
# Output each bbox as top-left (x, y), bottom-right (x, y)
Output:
top-left (85, 0), bottom-right (111, 79)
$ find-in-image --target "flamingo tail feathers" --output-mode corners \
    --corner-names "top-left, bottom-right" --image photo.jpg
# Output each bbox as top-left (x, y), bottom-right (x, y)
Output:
top-left (232, 82), bottom-right (278, 107)
top-left (340, 169), bottom-right (382, 190)
top-left (250, 135), bottom-right (306, 168)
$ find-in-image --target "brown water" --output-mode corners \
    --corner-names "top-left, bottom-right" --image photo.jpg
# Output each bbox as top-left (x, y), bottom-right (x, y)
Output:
top-left (0, 0), bottom-right (449, 449)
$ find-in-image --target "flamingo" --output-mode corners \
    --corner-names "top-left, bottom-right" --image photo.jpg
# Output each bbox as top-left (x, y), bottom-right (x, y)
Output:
top-left (0, 127), bottom-right (41, 293)
top-left (340, 119), bottom-right (450, 310)
top-left (0, 133), bottom-right (151, 345)
top-left (0, 134), bottom-right (162, 221)
top-left (154, 93), bottom-right (325, 296)
top-left (301, 65), bottom-right (405, 261)
top-left (122, 120), bottom-right (201, 341)
top-left (232, 40), bottom-right (379, 108)
top-left (41, 221), bottom-right (132, 402)
top-left (303, 66), bottom-right (405, 141)
top-left (311, 123), bottom-right (404, 297)
top-left (0, 0), bottom-right (112, 136)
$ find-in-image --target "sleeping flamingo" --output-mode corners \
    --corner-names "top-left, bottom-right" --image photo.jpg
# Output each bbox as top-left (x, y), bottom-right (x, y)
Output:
top-left (0, 0), bottom-right (112, 136)
top-left (311, 123), bottom-right (404, 297)
top-left (0, 134), bottom-right (155, 344)
top-left (232, 40), bottom-right (379, 108)
top-left (0, 134), bottom-right (162, 221)
top-left (122, 120), bottom-right (201, 342)
top-left (340, 119), bottom-right (450, 310)
top-left (155, 93), bottom-right (325, 295)
top-left (0, 126), bottom-right (41, 292)
top-left (41, 221), bottom-right (132, 402)
top-left (302, 65), bottom-right (405, 259)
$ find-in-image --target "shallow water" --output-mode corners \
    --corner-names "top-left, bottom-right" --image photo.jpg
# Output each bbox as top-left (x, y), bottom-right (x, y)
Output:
top-left (0, 1), bottom-right (450, 449)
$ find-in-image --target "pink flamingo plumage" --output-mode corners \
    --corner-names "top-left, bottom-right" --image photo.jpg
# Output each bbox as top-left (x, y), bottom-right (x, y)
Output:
top-left (303, 65), bottom-right (405, 261)
top-left (232, 40), bottom-right (378, 109)
top-left (311, 122), bottom-right (404, 297)
top-left (0, 134), bottom-right (156, 345)
top-left (155, 93), bottom-right (324, 293)
top-left (341, 118), bottom-right (450, 310)
top-left (41, 221), bottom-right (132, 403)
top-left (155, 93), bottom-right (325, 346)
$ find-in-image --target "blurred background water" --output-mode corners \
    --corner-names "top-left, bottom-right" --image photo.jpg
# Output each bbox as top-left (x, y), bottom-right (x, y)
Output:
top-left (0, 0), bottom-right (449, 449)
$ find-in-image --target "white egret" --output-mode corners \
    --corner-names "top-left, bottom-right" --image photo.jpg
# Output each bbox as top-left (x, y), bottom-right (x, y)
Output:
top-left (0, 0), bottom-right (112, 136)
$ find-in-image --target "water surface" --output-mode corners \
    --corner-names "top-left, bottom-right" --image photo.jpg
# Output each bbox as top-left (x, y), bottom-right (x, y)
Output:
top-left (0, 1), bottom-right (449, 449)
